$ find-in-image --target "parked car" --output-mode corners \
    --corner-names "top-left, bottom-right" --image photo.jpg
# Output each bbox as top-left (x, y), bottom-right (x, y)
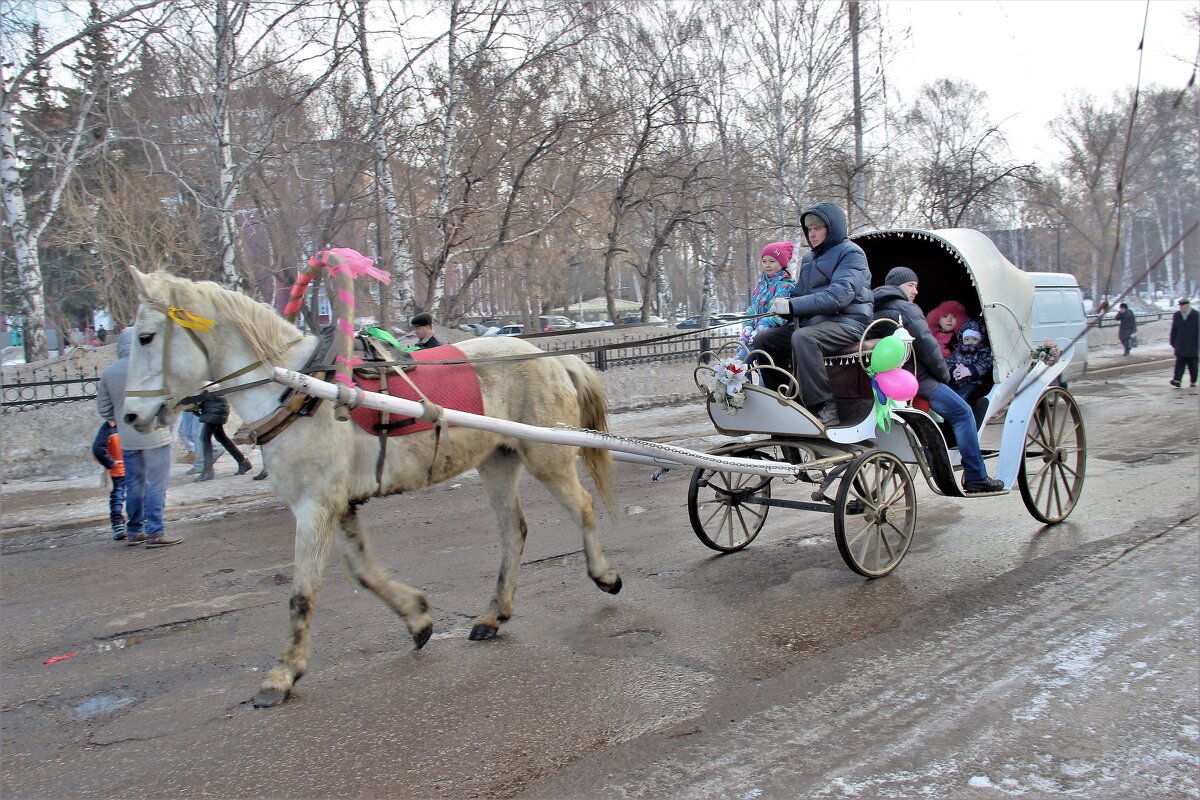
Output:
top-left (676, 315), bottom-right (704, 329)
top-left (496, 324), bottom-right (524, 336)
top-left (538, 315), bottom-right (575, 331)
top-left (621, 313), bottom-right (669, 325)
top-left (575, 320), bottom-right (613, 328)
top-left (458, 323), bottom-right (490, 336)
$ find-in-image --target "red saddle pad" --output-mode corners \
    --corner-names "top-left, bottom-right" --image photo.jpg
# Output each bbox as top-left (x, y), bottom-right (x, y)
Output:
top-left (349, 344), bottom-right (483, 437)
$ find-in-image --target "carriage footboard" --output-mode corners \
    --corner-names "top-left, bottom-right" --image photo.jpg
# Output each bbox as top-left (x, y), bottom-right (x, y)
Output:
top-left (891, 409), bottom-right (967, 497)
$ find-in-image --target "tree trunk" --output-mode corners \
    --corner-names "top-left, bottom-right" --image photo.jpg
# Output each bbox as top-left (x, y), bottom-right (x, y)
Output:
top-left (0, 91), bottom-right (47, 360)
top-left (355, 0), bottom-right (411, 324)
top-left (848, 0), bottom-right (865, 231)
top-left (429, 0), bottom-right (461, 318)
top-left (213, 0), bottom-right (243, 291)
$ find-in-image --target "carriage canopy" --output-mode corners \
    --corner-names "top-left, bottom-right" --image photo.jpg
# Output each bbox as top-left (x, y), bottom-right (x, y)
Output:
top-left (852, 228), bottom-right (1036, 382)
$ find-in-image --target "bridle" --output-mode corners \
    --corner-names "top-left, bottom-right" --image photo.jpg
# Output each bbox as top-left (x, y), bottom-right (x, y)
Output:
top-left (124, 291), bottom-right (281, 412)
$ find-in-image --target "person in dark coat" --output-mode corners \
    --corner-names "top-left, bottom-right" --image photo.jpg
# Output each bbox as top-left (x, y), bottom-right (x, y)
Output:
top-left (190, 391), bottom-right (251, 482)
top-left (753, 202), bottom-right (874, 427)
top-left (1169, 298), bottom-right (1198, 388)
top-left (410, 312), bottom-right (442, 349)
top-left (873, 267), bottom-right (1003, 493)
top-left (946, 318), bottom-right (993, 403)
top-left (1114, 302), bottom-right (1138, 356)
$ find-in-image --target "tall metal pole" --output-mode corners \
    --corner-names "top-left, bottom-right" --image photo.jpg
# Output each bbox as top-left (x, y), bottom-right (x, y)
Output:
top-left (1055, 225), bottom-right (1062, 273)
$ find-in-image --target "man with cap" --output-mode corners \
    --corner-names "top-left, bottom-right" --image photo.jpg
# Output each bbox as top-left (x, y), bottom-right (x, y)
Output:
top-left (410, 312), bottom-right (442, 349)
top-left (752, 201), bottom-right (874, 427)
top-left (1168, 298), bottom-right (1198, 388)
top-left (873, 267), bottom-right (1004, 493)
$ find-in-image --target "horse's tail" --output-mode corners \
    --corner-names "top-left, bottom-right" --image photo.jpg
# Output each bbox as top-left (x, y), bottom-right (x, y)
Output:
top-left (562, 355), bottom-right (616, 516)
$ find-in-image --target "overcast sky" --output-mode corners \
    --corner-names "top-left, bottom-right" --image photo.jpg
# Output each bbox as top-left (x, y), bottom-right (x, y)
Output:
top-left (884, 0), bottom-right (1198, 166)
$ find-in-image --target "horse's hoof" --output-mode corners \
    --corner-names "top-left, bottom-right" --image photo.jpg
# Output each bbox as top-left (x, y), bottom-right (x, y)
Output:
top-left (412, 624), bottom-right (432, 650)
top-left (252, 686), bottom-right (290, 708)
top-left (602, 576), bottom-right (623, 595)
top-left (469, 623), bottom-right (498, 640)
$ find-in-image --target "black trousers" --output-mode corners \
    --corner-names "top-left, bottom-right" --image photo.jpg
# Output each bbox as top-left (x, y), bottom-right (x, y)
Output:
top-left (1173, 356), bottom-right (1198, 385)
top-left (753, 320), bottom-right (865, 408)
top-left (199, 422), bottom-right (245, 474)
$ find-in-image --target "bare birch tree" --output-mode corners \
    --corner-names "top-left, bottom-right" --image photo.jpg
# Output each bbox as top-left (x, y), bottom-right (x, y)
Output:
top-left (1, 0), bottom-right (172, 360)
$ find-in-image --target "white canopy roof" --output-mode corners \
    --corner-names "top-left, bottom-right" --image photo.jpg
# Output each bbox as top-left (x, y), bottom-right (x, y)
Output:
top-left (854, 228), bottom-right (1036, 381)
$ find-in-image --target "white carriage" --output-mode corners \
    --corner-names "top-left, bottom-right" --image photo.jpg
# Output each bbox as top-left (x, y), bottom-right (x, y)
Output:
top-left (684, 228), bottom-right (1087, 577)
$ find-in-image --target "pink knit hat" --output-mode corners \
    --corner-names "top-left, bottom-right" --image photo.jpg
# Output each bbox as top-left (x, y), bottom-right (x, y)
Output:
top-left (761, 241), bottom-right (794, 271)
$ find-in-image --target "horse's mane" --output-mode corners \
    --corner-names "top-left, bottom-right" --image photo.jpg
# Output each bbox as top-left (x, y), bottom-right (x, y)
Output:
top-left (143, 271), bottom-right (303, 365)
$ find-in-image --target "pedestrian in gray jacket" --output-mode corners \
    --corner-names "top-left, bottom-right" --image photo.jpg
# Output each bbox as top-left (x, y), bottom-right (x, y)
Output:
top-left (96, 328), bottom-right (183, 548)
top-left (752, 201), bottom-right (874, 427)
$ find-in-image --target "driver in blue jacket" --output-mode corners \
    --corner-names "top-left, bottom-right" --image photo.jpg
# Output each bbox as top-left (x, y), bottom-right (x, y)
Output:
top-left (753, 202), bottom-right (873, 427)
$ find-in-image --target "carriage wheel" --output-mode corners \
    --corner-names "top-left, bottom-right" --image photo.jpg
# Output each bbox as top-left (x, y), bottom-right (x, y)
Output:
top-left (688, 449), bottom-right (777, 552)
top-left (1018, 386), bottom-right (1086, 524)
top-left (834, 451), bottom-right (917, 578)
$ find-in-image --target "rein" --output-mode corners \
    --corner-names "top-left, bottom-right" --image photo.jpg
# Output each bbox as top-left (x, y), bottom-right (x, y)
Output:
top-left (306, 314), bottom-right (772, 373)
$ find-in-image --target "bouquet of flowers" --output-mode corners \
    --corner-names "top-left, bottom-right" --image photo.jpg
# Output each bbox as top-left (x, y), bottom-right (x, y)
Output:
top-left (1033, 338), bottom-right (1062, 366)
top-left (712, 357), bottom-right (749, 414)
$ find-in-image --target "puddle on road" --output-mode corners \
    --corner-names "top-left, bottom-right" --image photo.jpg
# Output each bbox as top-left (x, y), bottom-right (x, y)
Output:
top-left (69, 694), bottom-right (138, 720)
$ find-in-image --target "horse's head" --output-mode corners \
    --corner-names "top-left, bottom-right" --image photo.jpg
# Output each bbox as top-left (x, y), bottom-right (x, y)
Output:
top-left (122, 266), bottom-right (213, 433)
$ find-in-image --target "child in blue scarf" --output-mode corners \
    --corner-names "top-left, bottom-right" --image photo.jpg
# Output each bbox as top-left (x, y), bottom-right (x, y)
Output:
top-left (738, 241), bottom-right (797, 356)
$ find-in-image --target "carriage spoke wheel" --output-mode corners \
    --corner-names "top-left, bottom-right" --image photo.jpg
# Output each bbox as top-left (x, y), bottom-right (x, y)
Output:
top-left (1018, 386), bottom-right (1086, 524)
top-left (834, 451), bottom-right (916, 578)
top-left (688, 449), bottom-right (777, 552)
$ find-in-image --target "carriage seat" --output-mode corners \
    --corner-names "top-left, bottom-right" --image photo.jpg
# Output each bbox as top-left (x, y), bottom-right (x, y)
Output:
top-left (823, 339), bottom-right (877, 403)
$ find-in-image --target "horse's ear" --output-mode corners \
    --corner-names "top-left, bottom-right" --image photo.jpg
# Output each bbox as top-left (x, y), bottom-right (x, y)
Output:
top-left (127, 265), bottom-right (152, 298)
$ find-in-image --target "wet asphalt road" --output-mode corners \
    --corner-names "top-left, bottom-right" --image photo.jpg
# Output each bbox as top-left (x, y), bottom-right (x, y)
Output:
top-left (1, 362), bottom-right (1196, 799)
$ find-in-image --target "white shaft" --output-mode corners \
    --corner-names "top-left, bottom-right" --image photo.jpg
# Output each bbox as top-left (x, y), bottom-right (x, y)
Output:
top-left (272, 367), bottom-right (803, 478)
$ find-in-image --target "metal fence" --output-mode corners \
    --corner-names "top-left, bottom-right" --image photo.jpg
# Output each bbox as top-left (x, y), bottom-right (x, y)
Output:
top-left (540, 330), bottom-right (737, 371)
top-left (1, 366), bottom-right (102, 413)
top-left (0, 332), bottom-right (730, 414)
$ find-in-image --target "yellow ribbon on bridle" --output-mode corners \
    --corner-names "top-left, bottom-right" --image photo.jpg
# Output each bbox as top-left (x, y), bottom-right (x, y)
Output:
top-left (168, 306), bottom-right (215, 332)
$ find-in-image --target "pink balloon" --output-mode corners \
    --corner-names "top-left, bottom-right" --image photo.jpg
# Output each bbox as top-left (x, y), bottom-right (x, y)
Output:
top-left (876, 367), bottom-right (919, 402)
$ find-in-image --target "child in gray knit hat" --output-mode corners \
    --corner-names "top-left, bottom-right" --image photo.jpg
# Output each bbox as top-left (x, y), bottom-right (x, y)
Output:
top-left (946, 317), bottom-right (993, 402)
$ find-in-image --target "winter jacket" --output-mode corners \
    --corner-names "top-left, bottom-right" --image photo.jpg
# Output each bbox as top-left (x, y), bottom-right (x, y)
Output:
top-left (780, 202), bottom-right (873, 330)
top-left (1169, 309), bottom-right (1198, 358)
top-left (741, 268), bottom-right (797, 342)
top-left (925, 299), bottom-right (968, 358)
top-left (91, 422), bottom-right (126, 478)
top-left (194, 393), bottom-right (231, 426)
top-left (1115, 308), bottom-right (1138, 338)
top-left (946, 318), bottom-right (994, 388)
top-left (872, 286), bottom-right (951, 400)
top-left (96, 328), bottom-right (173, 451)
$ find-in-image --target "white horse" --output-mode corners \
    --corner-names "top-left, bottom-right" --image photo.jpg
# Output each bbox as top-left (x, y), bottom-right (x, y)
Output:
top-left (121, 267), bottom-right (621, 707)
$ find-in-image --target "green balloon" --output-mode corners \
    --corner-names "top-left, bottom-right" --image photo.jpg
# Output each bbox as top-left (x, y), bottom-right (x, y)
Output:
top-left (869, 335), bottom-right (905, 374)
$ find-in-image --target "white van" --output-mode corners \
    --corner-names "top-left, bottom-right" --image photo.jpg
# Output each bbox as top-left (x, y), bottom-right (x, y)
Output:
top-left (1027, 272), bottom-right (1089, 384)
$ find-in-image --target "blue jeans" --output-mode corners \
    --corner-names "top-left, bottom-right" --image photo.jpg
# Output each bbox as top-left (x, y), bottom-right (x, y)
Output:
top-left (929, 383), bottom-right (988, 483)
top-left (178, 412), bottom-right (199, 453)
top-left (123, 444), bottom-right (172, 535)
top-left (107, 476), bottom-right (127, 526)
